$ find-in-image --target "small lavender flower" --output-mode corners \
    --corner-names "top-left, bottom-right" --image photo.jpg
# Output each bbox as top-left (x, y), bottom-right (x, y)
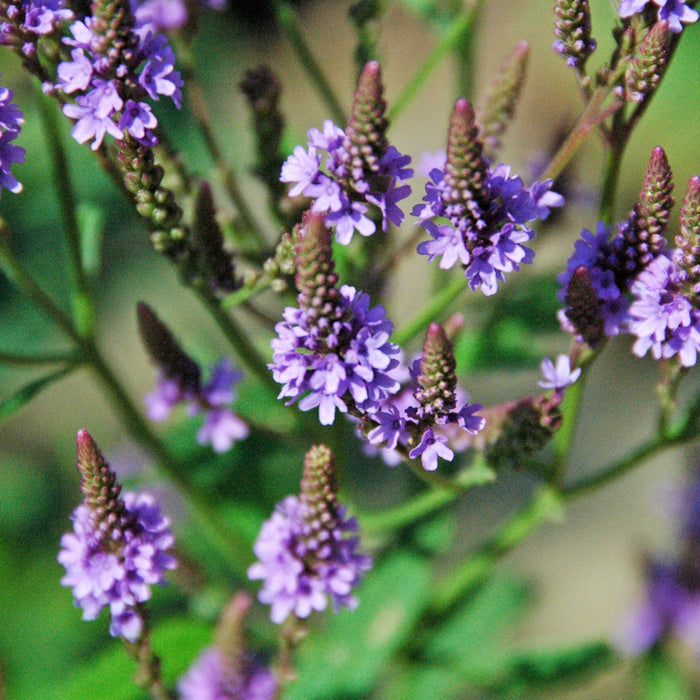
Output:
top-left (270, 213), bottom-right (401, 425)
top-left (56, 9), bottom-right (182, 149)
top-left (627, 253), bottom-right (700, 367)
top-left (58, 430), bottom-right (176, 642)
top-left (248, 445), bottom-right (372, 624)
top-left (414, 99), bottom-right (563, 296)
top-left (280, 62), bottom-right (413, 244)
top-left (0, 0), bottom-right (73, 53)
top-left (538, 355), bottom-right (581, 390)
top-left (618, 0), bottom-right (698, 32)
top-left (0, 77), bottom-right (25, 196)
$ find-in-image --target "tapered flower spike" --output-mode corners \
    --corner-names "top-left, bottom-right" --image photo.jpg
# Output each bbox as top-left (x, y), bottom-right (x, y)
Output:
top-left (445, 98), bottom-right (491, 231)
top-left (563, 265), bottom-right (607, 347)
top-left (343, 60), bottom-right (390, 194)
top-left (625, 20), bottom-right (671, 103)
top-left (620, 146), bottom-right (674, 277)
top-left (192, 182), bottom-right (239, 293)
top-left (553, 0), bottom-right (596, 70)
top-left (414, 323), bottom-right (458, 418)
top-left (137, 301), bottom-right (201, 395)
top-left (676, 176), bottom-right (700, 284)
top-left (479, 41), bottom-right (529, 158)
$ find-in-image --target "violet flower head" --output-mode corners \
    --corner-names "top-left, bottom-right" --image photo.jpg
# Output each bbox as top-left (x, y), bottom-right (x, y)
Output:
top-left (179, 647), bottom-right (277, 700)
top-left (627, 253), bottom-right (700, 368)
top-left (248, 446), bottom-right (372, 624)
top-left (414, 99), bottom-right (563, 296)
top-left (56, 8), bottom-right (182, 149)
top-left (280, 62), bottom-right (413, 244)
top-left (0, 0), bottom-right (73, 51)
top-left (58, 431), bottom-right (176, 642)
top-left (538, 354), bottom-right (581, 390)
top-left (270, 213), bottom-right (401, 425)
top-left (0, 78), bottom-right (25, 196)
top-left (618, 0), bottom-right (698, 31)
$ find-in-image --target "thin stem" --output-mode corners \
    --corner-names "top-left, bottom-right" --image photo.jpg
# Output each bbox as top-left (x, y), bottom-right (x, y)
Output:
top-left (194, 288), bottom-right (279, 397)
top-left (388, 1), bottom-right (483, 122)
top-left (0, 350), bottom-right (82, 365)
top-left (36, 90), bottom-right (95, 337)
top-left (126, 625), bottom-right (176, 700)
top-left (273, 0), bottom-right (346, 126)
top-left (429, 485), bottom-right (564, 615)
top-left (393, 275), bottom-right (466, 347)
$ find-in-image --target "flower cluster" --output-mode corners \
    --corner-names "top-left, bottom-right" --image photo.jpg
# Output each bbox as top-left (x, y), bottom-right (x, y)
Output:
top-left (270, 212), bottom-right (402, 425)
top-left (617, 0), bottom-right (698, 33)
top-left (280, 61), bottom-right (412, 244)
top-left (56, 8), bottom-right (182, 149)
top-left (414, 98), bottom-right (563, 296)
top-left (0, 0), bottom-right (73, 54)
top-left (248, 445), bottom-right (372, 624)
top-left (138, 302), bottom-right (248, 452)
top-left (365, 324), bottom-right (485, 471)
top-left (0, 76), bottom-right (25, 196)
top-left (58, 430), bottom-right (176, 642)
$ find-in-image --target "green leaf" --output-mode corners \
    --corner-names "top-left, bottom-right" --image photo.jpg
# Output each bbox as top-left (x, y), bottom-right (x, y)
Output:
top-left (286, 550), bottom-right (432, 699)
top-left (0, 366), bottom-right (74, 420)
top-left (77, 202), bottom-right (106, 278)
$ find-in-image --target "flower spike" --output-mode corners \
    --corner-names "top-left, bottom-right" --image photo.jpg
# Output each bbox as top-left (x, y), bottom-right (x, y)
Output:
top-left (676, 175), bottom-right (700, 284)
top-left (625, 20), bottom-right (671, 103)
top-left (553, 0), bottom-right (596, 70)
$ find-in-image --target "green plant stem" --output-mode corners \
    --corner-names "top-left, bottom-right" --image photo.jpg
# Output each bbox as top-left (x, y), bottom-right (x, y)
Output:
top-left (273, 0), bottom-right (346, 126)
top-left (36, 91), bottom-right (95, 337)
top-left (0, 350), bottom-right (81, 365)
top-left (194, 288), bottom-right (279, 397)
top-left (360, 455), bottom-right (495, 534)
top-left (393, 275), bottom-right (466, 347)
top-left (430, 485), bottom-right (565, 615)
top-left (388, 1), bottom-right (483, 122)
top-left (222, 276), bottom-right (275, 310)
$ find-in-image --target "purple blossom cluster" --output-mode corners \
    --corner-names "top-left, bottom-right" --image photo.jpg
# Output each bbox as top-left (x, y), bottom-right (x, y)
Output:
top-left (145, 358), bottom-right (249, 452)
top-left (617, 0), bottom-right (698, 33)
top-left (58, 491), bottom-right (176, 642)
top-left (56, 16), bottom-right (182, 149)
top-left (0, 76), bottom-right (25, 196)
top-left (247, 494), bottom-right (372, 624)
top-left (628, 252), bottom-right (700, 367)
top-left (364, 355), bottom-right (485, 471)
top-left (280, 119), bottom-right (413, 244)
top-left (0, 0), bottom-right (73, 52)
top-left (538, 354), bottom-right (581, 391)
top-left (131, 0), bottom-right (228, 34)
top-left (270, 284), bottom-right (402, 425)
top-left (414, 162), bottom-right (563, 296)
top-left (178, 647), bottom-right (277, 700)
top-left (557, 221), bottom-right (632, 338)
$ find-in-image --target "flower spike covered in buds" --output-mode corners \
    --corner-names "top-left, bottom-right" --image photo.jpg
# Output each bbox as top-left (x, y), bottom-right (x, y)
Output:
top-left (248, 445), bottom-right (372, 624)
top-left (553, 0), bottom-right (597, 69)
top-left (676, 175), bottom-right (700, 285)
top-left (625, 20), bottom-right (671, 103)
top-left (270, 211), bottom-right (402, 425)
top-left (414, 98), bottom-right (563, 296)
top-left (280, 61), bottom-right (413, 244)
top-left (58, 430), bottom-right (176, 642)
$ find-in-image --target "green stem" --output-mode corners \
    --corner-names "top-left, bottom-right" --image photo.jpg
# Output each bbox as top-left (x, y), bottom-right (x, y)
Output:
top-left (36, 90), bottom-right (95, 337)
top-left (0, 350), bottom-right (82, 366)
top-left (360, 455), bottom-right (495, 534)
top-left (273, 0), bottom-right (346, 126)
top-left (598, 138), bottom-right (625, 225)
top-left (430, 485), bottom-right (565, 614)
top-left (393, 275), bottom-right (466, 347)
top-left (388, 1), bottom-right (483, 122)
top-left (194, 288), bottom-right (279, 397)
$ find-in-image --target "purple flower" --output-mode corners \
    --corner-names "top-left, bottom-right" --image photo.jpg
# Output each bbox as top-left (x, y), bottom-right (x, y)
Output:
top-left (414, 162), bottom-right (561, 296)
top-left (0, 80), bottom-right (25, 196)
top-left (618, 0), bottom-right (698, 32)
top-left (197, 408), bottom-right (249, 453)
top-left (538, 355), bottom-right (581, 390)
top-left (58, 491), bottom-right (176, 642)
top-left (270, 285), bottom-right (401, 424)
top-left (627, 253), bottom-right (700, 367)
top-left (119, 99), bottom-right (158, 145)
top-left (409, 428), bottom-right (454, 471)
top-left (132, 0), bottom-right (188, 33)
top-left (248, 495), bottom-right (371, 624)
top-left (178, 647), bottom-right (277, 700)
top-left (280, 119), bottom-right (413, 244)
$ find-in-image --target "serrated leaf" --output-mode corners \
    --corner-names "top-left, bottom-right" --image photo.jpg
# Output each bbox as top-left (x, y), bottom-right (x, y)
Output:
top-left (286, 550), bottom-right (431, 699)
top-left (0, 366), bottom-right (73, 420)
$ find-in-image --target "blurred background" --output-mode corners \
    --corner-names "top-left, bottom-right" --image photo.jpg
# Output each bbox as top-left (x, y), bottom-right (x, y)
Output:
top-left (1, 0), bottom-right (700, 697)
